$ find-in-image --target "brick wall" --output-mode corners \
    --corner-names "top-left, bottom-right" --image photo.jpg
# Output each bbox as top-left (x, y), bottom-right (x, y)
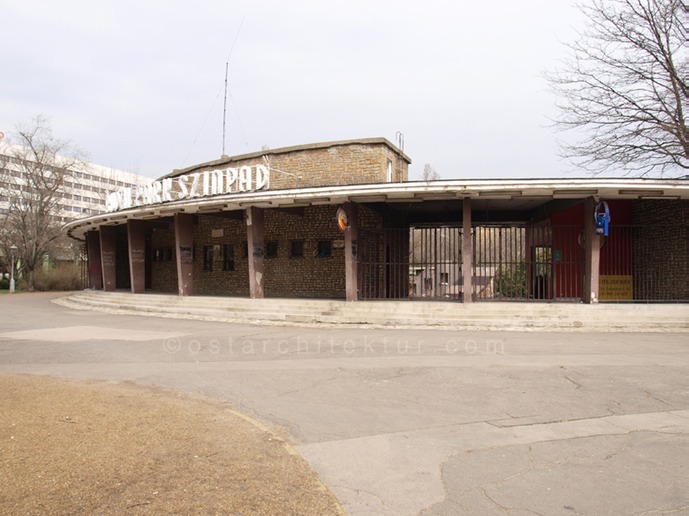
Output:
top-left (262, 206), bottom-right (345, 298)
top-left (632, 199), bottom-right (689, 301)
top-left (356, 205), bottom-right (400, 299)
top-left (165, 139), bottom-right (409, 193)
top-left (192, 215), bottom-right (250, 297)
top-left (146, 204), bottom-right (386, 299)
top-left (150, 221), bottom-right (177, 293)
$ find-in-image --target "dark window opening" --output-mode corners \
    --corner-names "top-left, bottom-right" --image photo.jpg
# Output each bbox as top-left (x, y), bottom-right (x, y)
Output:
top-left (266, 241), bottom-right (278, 258)
top-left (317, 240), bottom-right (332, 258)
top-left (203, 245), bottom-right (213, 271)
top-left (290, 240), bottom-right (304, 258)
top-left (223, 244), bottom-right (235, 271)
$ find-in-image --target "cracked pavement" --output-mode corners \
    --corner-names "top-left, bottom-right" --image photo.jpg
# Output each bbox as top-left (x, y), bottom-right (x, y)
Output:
top-left (1, 293), bottom-right (688, 515)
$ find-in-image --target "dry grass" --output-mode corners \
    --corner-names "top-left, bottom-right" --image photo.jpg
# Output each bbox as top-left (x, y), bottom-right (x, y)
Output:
top-left (32, 264), bottom-right (83, 291)
top-left (0, 374), bottom-right (342, 515)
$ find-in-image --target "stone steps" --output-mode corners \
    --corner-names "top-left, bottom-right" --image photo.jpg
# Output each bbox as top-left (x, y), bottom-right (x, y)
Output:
top-left (56, 290), bottom-right (689, 332)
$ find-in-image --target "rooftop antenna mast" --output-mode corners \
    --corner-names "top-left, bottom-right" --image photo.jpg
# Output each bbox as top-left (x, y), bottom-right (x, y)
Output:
top-left (222, 62), bottom-right (229, 156)
top-left (395, 131), bottom-right (405, 182)
top-left (396, 131), bottom-right (404, 152)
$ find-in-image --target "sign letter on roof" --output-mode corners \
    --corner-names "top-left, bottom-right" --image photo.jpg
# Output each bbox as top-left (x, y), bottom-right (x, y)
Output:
top-left (105, 164), bottom-right (270, 212)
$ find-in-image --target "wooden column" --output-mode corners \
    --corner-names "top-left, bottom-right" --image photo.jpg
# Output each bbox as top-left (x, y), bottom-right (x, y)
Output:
top-left (99, 225), bottom-right (117, 292)
top-left (462, 197), bottom-right (473, 303)
top-left (127, 220), bottom-right (146, 294)
top-left (246, 207), bottom-right (265, 299)
top-left (343, 203), bottom-right (359, 302)
top-left (86, 230), bottom-right (103, 290)
top-left (584, 196), bottom-right (601, 304)
top-left (174, 213), bottom-right (194, 296)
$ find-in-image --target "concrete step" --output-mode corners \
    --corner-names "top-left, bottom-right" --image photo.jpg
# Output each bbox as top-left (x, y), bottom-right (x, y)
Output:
top-left (69, 293), bottom-right (342, 313)
top-left (64, 297), bottom-right (564, 323)
top-left (57, 290), bottom-right (689, 332)
top-left (69, 294), bottom-right (574, 317)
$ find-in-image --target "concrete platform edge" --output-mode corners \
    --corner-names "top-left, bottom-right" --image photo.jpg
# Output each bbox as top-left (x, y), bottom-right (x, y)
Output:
top-left (54, 291), bottom-right (689, 333)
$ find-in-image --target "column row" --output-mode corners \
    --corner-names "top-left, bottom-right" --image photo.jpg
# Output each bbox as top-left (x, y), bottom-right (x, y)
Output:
top-left (84, 198), bottom-right (604, 304)
top-left (84, 204), bottom-right (362, 300)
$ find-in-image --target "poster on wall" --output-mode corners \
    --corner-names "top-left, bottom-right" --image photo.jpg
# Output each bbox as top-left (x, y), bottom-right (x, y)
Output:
top-left (599, 275), bottom-right (633, 301)
top-left (179, 246), bottom-right (193, 264)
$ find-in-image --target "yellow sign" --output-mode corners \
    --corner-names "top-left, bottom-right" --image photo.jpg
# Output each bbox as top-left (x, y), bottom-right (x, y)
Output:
top-left (599, 275), bottom-right (633, 301)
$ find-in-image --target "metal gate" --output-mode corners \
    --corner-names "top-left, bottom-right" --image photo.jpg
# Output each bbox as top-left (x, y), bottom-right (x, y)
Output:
top-left (471, 223), bottom-right (583, 302)
top-left (358, 226), bottom-right (462, 300)
top-left (358, 228), bottom-right (409, 300)
top-left (409, 226), bottom-right (462, 300)
top-left (473, 225), bottom-right (527, 300)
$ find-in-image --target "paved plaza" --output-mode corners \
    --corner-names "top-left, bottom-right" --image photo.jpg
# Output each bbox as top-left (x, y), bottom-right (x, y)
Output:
top-left (1, 293), bottom-right (688, 515)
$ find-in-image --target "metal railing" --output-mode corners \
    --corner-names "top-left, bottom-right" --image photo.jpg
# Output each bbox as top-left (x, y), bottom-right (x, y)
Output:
top-left (355, 223), bottom-right (687, 303)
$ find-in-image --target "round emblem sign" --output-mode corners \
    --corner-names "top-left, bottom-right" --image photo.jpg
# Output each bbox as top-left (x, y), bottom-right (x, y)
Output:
top-left (336, 207), bottom-right (349, 232)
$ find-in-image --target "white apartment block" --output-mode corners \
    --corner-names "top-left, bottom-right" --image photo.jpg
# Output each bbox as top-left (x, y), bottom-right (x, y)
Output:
top-left (0, 142), bottom-right (151, 224)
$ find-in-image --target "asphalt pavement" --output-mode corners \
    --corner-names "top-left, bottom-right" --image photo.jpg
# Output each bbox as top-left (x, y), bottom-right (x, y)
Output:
top-left (1, 292), bottom-right (688, 515)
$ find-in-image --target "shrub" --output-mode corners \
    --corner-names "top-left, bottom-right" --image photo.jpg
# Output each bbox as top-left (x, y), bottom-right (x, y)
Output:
top-left (33, 264), bottom-right (84, 291)
top-left (494, 260), bottom-right (527, 299)
top-left (0, 278), bottom-right (9, 290)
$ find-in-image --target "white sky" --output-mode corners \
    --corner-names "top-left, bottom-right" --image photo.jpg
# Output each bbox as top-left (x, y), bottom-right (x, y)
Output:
top-left (0, 0), bottom-right (585, 180)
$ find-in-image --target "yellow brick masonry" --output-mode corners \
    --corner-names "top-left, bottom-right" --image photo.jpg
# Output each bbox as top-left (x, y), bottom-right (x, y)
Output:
top-left (163, 138), bottom-right (409, 193)
top-left (147, 139), bottom-right (406, 298)
top-left (149, 204), bottom-right (386, 299)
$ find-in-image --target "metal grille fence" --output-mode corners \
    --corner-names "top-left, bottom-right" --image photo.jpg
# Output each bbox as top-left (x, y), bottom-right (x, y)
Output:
top-left (358, 229), bottom-right (409, 300)
top-left (356, 223), bottom-right (686, 302)
top-left (473, 225), bottom-right (527, 300)
top-left (358, 226), bottom-right (462, 300)
top-left (551, 226), bottom-right (585, 301)
top-left (409, 226), bottom-right (462, 300)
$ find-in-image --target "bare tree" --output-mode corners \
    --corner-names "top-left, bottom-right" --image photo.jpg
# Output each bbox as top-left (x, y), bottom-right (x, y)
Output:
top-left (548, 0), bottom-right (687, 176)
top-left (422, 163), bottom-right (441, 180)
top-left (0, 116), bottom-right (87, 290)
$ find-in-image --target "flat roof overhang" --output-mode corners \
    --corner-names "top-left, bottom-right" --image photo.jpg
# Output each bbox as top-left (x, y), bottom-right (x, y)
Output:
top-left (64, 178), bottom-right (689, 240)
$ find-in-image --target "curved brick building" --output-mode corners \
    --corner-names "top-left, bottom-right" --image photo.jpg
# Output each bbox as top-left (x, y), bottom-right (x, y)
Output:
top-left (66, 138), bottom-right (689, 303)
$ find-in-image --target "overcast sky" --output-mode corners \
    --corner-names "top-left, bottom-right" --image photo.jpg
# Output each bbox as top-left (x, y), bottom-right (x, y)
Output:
top-left (1, 0), bottom-right (586, 180)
